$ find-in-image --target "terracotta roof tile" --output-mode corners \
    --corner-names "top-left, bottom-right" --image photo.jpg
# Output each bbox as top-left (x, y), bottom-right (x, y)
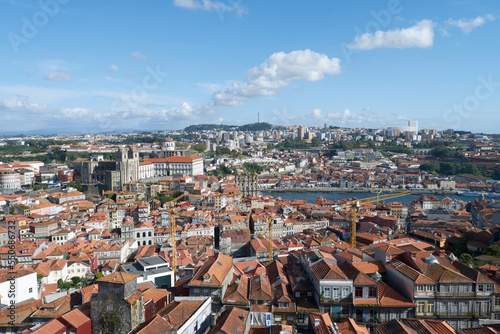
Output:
top-left (136, 314), bottom-right (172, 334)
top-left (98, 272), bottom-right (139, 284)
top-left (60, 308), bottom-right (91, 328)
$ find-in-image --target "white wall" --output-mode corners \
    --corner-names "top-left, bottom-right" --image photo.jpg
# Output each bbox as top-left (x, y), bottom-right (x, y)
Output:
top-left (0, 272), bottom-right (38, 305)
top-left (177, 297), bottom-right (212, 334)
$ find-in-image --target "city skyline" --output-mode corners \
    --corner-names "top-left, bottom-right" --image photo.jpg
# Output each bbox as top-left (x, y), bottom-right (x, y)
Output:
top-left (1, 1), bottom-right (499, 134)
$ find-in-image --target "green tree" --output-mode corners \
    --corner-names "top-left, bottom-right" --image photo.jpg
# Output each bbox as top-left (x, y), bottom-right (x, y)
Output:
top-left (432, 146), bottom-right (451, 158)
top-left (216, 147), bottom-right (232, 155)
top-left (243, 162), bottom-right (264, 174)
top-left (484, 244), bottom-right (500, 257)
top-left (71, 276), bottom-right (82, 286)
top-left (459, 253), bottom-right (474, 265)
top-left (192, 143), bottom-right (206, 152)
top-left (67, 180), bottom-right (83, 192)
top-left (311, 137), bottom-right (320, 146)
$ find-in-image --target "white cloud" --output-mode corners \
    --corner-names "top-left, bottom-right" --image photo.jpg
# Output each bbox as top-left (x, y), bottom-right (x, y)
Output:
top-left (303, 108), bottom-right (370, 126)
top-left (306, 108), bottom-right (324, 120)
top-left (1, 97), bottom-right (93, 122)
top-left (439, 27), bottom-right (451, 37)
top-left (60, 107), bottom-right (92, 119)
top-left (173, 0), bottom-right (247, 16)
top-left (327, 109), bottom-right (366, 123)
top-left (362, 106), bottom-right (371, 111)
top-left (212, 49), bottom-right (341, 106)
top-left (107, 64), bottom-right (119, 72)
top-left (446, 14), bottom-right (495, 34)
top-left (1, 96), bottom-right (47, 113)
top-left (348, 19), bottom-right (435, 50)
top-left (45, 71), bottom-right (71, 81)
top-left (196, 82), bottom-right (224, 94)
top-left (131, 51), bottom-right (148, 61)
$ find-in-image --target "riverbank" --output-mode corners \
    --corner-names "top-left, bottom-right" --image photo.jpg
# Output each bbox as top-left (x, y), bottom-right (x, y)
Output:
top-left (260, 190), bottom-right (476, 206)
top-left (263, 187), bottom-right (458, 195)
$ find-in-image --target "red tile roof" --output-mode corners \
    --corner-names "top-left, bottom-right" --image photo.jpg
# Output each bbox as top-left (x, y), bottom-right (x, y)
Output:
top-left (98, 272), bottom-right (138, 284)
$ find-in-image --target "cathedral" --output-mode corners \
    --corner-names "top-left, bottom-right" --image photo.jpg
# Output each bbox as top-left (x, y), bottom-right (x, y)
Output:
top-left (235, 172), bottom-right (259, 197)
top-left (72, 147), bottom-right (139, 191)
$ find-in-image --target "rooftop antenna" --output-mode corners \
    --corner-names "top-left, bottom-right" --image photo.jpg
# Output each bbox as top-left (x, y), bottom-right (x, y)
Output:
top-left (258, 112), bottom-right (260, 124)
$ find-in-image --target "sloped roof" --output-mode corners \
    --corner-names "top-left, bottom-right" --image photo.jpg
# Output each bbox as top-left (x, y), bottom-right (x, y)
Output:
top-left (189, 253), bottom-right (233, 287)
top-left (310, 259), bottom-right (348, 281)
top-left (98, 272), bottom-right (139, 284)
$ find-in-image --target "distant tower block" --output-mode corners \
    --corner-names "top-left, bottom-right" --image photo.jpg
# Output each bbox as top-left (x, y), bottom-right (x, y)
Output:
top-left (258, 112), bottom-right (260, 123)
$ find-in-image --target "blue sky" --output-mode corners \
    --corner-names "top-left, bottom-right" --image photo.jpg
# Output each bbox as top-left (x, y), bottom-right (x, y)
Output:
top-left (0, 0), bottom-right (499, 134)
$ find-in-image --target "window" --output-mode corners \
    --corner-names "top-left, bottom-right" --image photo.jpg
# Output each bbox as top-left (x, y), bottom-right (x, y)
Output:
top-left (323, 287), bottom-right (331, 298)
top-left (462, 302), bottom-right (469, 313)
top-left (295, 292), bottom-right (300, 298)
top-left (441, 285), bottom-right (450, 292)
top-left (417, 302), bottom-right (425, 313)
top-left (451, 302), bottom-right (458, 313)
top-left (478, 284), bottom-right (484, 292)
top-left (486, 285), bottom-right (493, 292)
top-left (417, 285), bottom-right (424, 291)
top-left (342, 305), bottom-right (350, 315)
top-left (342, 287), bottom-right (349, 298)
top-left (427, 302), bottom-right (434, 314)
top-left (333, 287), bottom-right (340, 298)
top-left (355, 287), bottom-right (363, 298)
top-left (29, 287), bottom-right (33, 293)
top-left (369, 287), bottom-right (377, 298)
top-left (136, 233), bottom-right (140, 238)
top-left (440, 302), bottom-right (448, 313)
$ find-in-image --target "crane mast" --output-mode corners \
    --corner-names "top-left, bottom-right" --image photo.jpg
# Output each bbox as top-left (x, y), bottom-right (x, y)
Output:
top-left (339, 190), bottom-right (412, 248)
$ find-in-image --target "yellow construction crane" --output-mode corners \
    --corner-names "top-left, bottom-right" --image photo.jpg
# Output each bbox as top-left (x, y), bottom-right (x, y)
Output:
top-left (338, 190), bottom-right (411, 248)
top-left (256, 215), bottom-right (275, 263)
top-left (166, 192), bottom-right (188, 277)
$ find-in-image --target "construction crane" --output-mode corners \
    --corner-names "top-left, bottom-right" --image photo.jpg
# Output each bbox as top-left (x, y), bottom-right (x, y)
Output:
top-left (166, 191), bottom-right (188, 278)
top-left (256, 215), bottom-right (275, 263)
top-left (338, 190), bottom-right (412, 248)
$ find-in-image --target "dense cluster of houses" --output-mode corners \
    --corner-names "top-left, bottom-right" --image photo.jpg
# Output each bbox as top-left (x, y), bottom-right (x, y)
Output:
top-left (0, 167), bottom-right (499, 333)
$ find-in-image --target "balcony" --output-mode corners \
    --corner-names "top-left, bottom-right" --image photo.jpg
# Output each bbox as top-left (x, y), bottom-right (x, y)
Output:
top-left (436, 311), bottom-right (470, 318)
top-left (435, 292), bottom-right (476, 298)
top-left (436, 311), bottom-right (492, 318)
top-left (320, 296), bottom-right (351, 304)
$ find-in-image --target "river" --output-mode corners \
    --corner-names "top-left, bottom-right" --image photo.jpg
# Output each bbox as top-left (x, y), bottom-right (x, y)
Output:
top-left (259, 191), bottom-right (478, 206)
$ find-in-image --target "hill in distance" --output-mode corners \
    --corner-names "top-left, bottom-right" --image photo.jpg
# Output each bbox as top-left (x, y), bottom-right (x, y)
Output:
top-left (185, 122), bottom-right (273, 132)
